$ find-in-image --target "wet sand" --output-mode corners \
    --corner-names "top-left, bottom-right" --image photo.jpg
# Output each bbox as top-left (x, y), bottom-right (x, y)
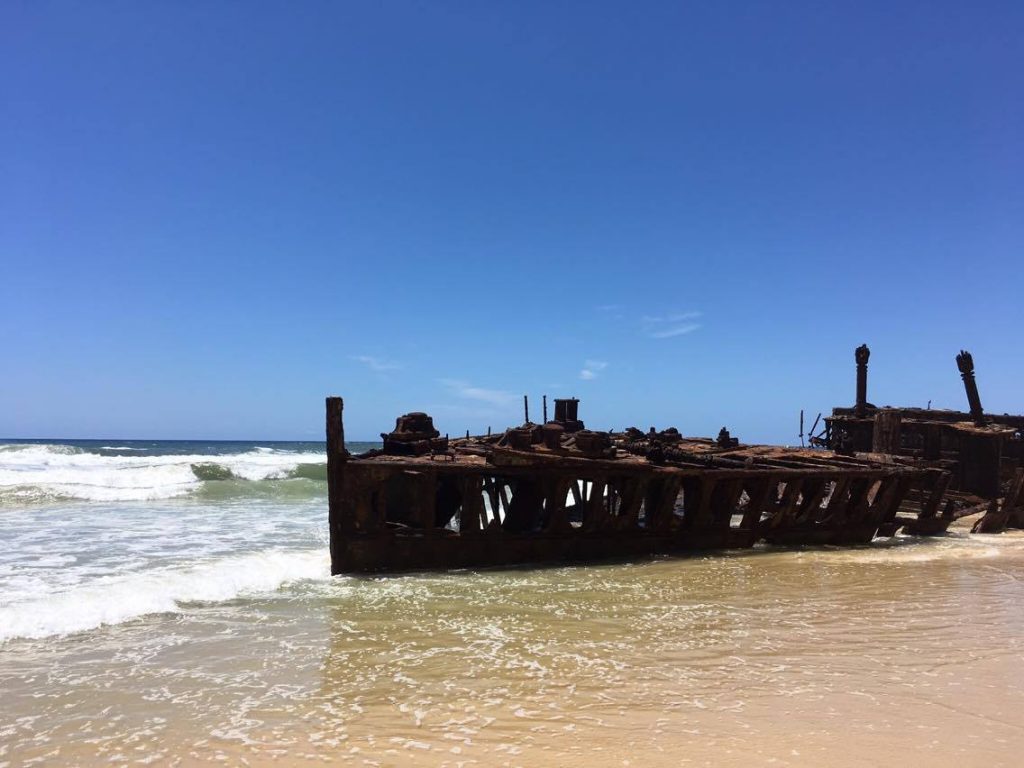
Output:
top-left (3, 529), bottom-right (1024, 766)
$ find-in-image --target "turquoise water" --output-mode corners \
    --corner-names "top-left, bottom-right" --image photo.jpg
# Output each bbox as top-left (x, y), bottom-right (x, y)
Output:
top-left (0, 440), bottom-right (375, 641)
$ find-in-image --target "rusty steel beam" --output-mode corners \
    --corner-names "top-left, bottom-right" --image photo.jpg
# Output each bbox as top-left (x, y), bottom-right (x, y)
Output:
top-left (956, 350), bottom-right (986, 427)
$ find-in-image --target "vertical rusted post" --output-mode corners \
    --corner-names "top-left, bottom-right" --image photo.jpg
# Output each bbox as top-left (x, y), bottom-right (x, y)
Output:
top-left (956, 350), bottom-right (985, 426)
top-left (326, 396), bottom-right (348, 574)
top-left (854, 344), bottom-right (870, 418)
top-left (524, 395), bottom-right (530, 424)
top-left (543, 395), bottom-right (548, 424)
top-left (872, 409), bottom-right (902, 455)
top-left (460, 476), bottom-right (484, 533)
top-left (918, 470), bottom-right (951, 520)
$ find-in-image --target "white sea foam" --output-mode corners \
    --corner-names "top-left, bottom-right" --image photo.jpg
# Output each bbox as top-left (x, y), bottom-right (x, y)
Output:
top-left (0, 443), bottom-right (326, 502)
top-left (0, 547), bottom-right (329, 642)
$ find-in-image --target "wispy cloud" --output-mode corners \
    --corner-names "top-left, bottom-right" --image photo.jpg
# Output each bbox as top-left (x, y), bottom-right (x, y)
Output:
top-left (597, 303), bottom-right (625, 320)
top-left (351, 355), bottom-right (403, 372)
top-left (579, 359), bottom-right (608, 380)
top-left (642, 311), bottom-right (702, 339)
top-left (438, 379), bottom-right (519, 408)
top-left (650, 323), bottom-right (701, 338)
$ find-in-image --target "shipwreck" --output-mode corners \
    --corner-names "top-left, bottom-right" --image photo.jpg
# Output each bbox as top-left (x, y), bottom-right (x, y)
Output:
top-left (326, 346), bottom-right (1023, 573)
top-left (820, 346), bottom-right (1024, 533)
top-left (326, 395), bottom-right (937, 573)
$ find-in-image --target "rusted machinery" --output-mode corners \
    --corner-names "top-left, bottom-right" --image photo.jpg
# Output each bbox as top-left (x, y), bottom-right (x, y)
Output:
top-left (822, 346), bottom-right (1024, 533)
top-left (326, 397), bottom-right (927, 573)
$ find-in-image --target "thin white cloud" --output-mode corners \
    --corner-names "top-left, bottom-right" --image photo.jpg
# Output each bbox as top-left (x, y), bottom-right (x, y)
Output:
top-left (438, 379), bottom-right (519, 407)
top-left (351, 355), bottom-right (403, 372)
top-left (579, 359), bottom-right (608, 380)
top-left (642, 311), bottom-right (703, 339)
top-left (641, 311), bottom-right (702, 324)
top-left (650, 323), bottom-right (701, 338)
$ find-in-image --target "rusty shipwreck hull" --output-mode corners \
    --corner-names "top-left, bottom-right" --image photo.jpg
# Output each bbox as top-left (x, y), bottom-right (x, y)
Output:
top-left (820, 345), bottom-right (1024, 533)
top-left (326, 397), bottom-right (924, 574)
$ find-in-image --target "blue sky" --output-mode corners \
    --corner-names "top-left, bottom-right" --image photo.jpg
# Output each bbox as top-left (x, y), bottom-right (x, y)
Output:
top-left (2, 2), bottom-right (1022, 442)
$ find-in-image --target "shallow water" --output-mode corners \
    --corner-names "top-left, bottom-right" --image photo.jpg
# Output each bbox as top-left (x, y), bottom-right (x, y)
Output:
top-left (2, 442), bottom-right (1024, 766)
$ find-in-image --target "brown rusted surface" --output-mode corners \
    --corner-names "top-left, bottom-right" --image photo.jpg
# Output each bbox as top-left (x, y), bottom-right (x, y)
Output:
top-left (822, 346), bottom-right (1024, 533)
top-left (957, 350), bottom-right (986, 427)
top-left (327, 398), bottom-right (927, 574)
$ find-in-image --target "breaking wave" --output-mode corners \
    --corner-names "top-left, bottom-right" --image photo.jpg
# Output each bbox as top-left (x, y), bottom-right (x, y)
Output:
top-left (0, 443), bottom-right (329, 503)
top-left (0, 547), bottom-right (330, 642)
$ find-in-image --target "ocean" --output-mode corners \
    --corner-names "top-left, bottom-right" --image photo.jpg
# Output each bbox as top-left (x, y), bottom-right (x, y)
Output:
top-left (1, 440), bottom-right (1023, 766)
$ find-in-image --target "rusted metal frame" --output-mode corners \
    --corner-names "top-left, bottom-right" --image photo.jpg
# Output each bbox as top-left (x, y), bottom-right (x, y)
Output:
top-left (748, 456), bottom-right (868, 471)
top-left (1007, 468), bottom-right (1024, 508)
top-left (819, 479), bottom-right (860, 528)
top-left (739, 476), bottom-right (779, 529)
top-left (344, 457), bottom-right (903, 482)
top-left (688, 476), bottom-right (718, 528)
top-left (766, 477), bottom-right (805, 529)
top-left (1003, 468), bottom-right (1024, 528)
top-left (865, 476), bottom-right (897, 522)
top-left (744, 463), bottom-right (906, 480)
top-left (971, 499), bottom-right (1008, 533)
top-left (791, 453), bottom-right (887, 469)
top-left (709, 477), bottom-right (746, 528)
top-left (346, 468), bottom-right (384, 533)
top-left (569, 477), bottom-right (596, 529)
top-left (617, 477), bottom-right (647, 529)
top-left (818, 476), bottom-right (852, 524)
top-left (498, 482), bottom-right (512, 520)
top-left (481, 476), bottom-right (501, 527)
top-left (410, 470), bottom-right (437, 529)
top-left (844, 478), bottom-right (876, 524)
top-left (792, 478), bottom-right (829, 526)
top-left (348, 479), bottom-right (373, 533)
top-left (326, 397), bottom-right (349, 558)
top-left (459, 475), bottom-right (484, 533)
top-left (830, 405), bottom-right (1019, 425)
top-left (918, 470), bottom-right (951, 520)
top-left (645, 476), bottom-right (683, 531)
top-left (542, 476), bottom-right (573, 533)
top-left (678, 476), bottom-right (700, 528)
top-left (661, 456), bottom-right (734, 470)
top-left (569, 479), bottom-right (584, 508)
top-left (583, 477), bottom-right (609, 531)
top-left (811, 478), bottom-right (845, 524)
top-left (338, 458), bottom-right (914, 540)
top-left (866, 475), bottom-right (907, 528)
top-left (602, 478), bottom-right (626, 525)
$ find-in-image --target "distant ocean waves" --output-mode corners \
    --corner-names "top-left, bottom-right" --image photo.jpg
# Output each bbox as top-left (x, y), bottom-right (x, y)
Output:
top-left (0, 441), bottom-right (376, 504)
